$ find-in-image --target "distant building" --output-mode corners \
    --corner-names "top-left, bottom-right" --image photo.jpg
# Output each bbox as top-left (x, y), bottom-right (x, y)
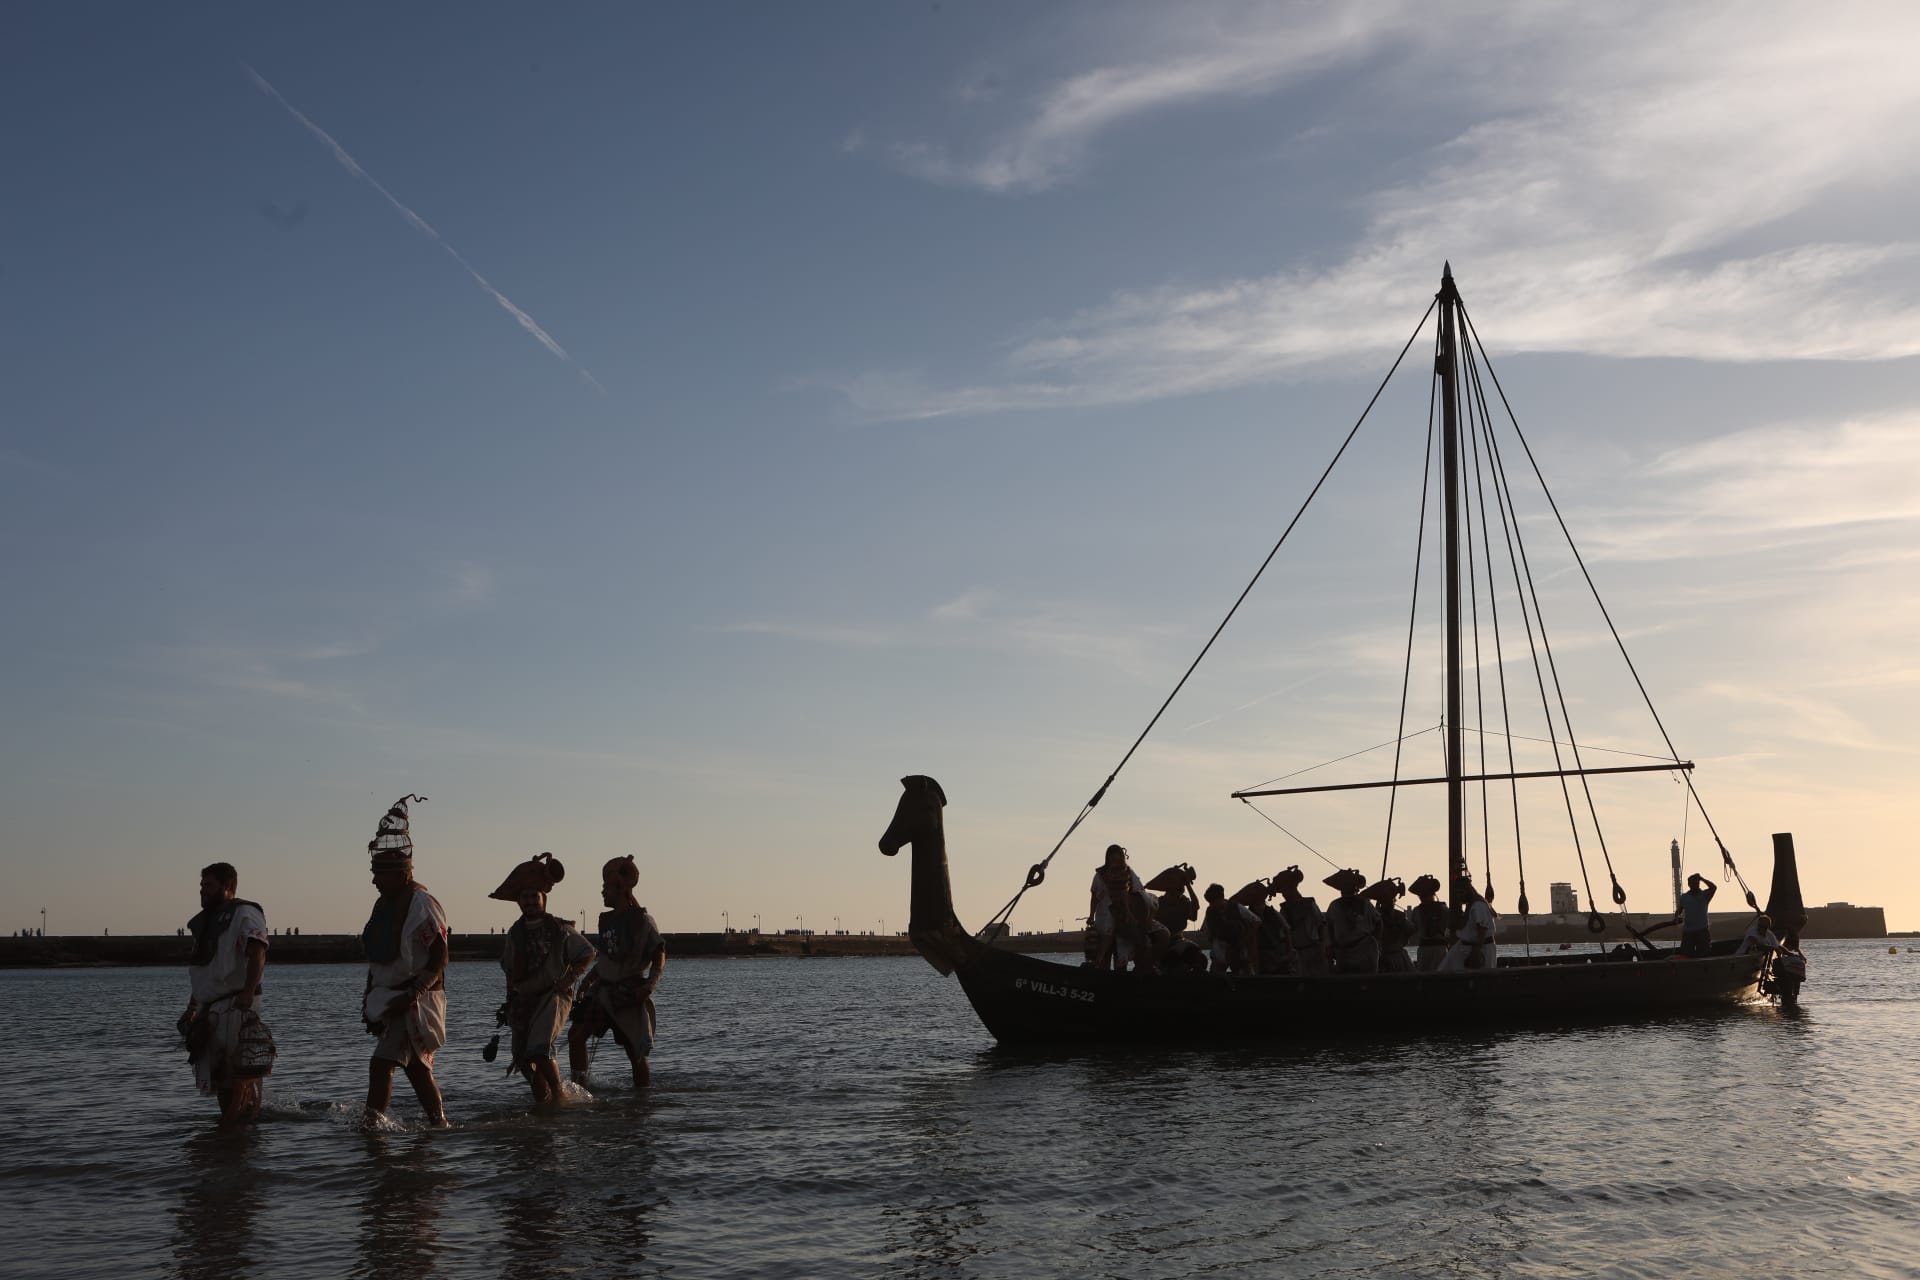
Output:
top-left (1549, 882), bottom-right (1579, 915)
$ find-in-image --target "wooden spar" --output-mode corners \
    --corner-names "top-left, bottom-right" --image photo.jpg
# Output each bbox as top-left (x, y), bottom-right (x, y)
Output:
top-left (1438, 264), bottom-right (1466, 907)
top-left (1232, 759), bottom-right (1694, 799)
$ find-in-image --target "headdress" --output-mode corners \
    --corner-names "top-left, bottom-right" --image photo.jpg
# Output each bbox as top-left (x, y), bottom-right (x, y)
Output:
top-left (490, 852), bottom-right (566, 902)
top-left (368, 794), bottom-right (425, 868)
top-left (1409, 874), bottom-right (1442, 899)
top-left (1364, 878), bottom-right (1404, 905)
top-left (1230, 880), bottom-right (1270, 906)
top-left (603, 855), bottom-right (640, 891)
top-left (1272, 866), bottom-right (1305, 891)
top-left (1323, 868), bottom-right (1367, 895)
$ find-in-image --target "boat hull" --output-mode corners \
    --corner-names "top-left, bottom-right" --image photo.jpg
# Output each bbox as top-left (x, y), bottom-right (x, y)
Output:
top-left (940, 933), bottom-right (1764, 1044)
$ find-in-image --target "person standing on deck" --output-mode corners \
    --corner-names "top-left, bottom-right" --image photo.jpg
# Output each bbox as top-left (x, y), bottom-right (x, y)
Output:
top-left (1409, 875), bottom-right (1452, 972)
top-left (1438, 877), bottom-right (1498, 972)
top-left (1088, 844), bottom-right (1151, 971)
top-left (494, 853), bottom-right (594, 1105)
top-left (570, 855), bottom-right (666, 1089)
top-left (361, 794), bottom-right (450, 1126)
top-left (179, 862), bottom-right (271, 1127)
top-left (1678, 873), bottom-right (1717, 957)
top-left (1368, 879), bottom-right (1414, 973)
top-left (1199, 883), bottom-right (1256, 974)
top-left (1323, 869), bottom-right (1381, 974)
top-left (1273, 867), bottom-right (1330, 977)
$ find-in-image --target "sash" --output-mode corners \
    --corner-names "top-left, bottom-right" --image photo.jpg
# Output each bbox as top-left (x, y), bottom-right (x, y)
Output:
top-left (187, 899), bottom-right (261, 968)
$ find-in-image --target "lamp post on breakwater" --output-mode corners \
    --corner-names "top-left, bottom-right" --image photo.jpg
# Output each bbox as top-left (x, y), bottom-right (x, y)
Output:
top-left (796, 914), bottom-right (804, 934)
top-left (722, 911), bottom-right (730, 934)
top-left (753, 913), bottom-right (760, 935)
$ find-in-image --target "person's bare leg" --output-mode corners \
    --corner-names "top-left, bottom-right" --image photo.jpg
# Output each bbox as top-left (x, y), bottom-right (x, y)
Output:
top-left (366, 1059), bottom-right (398, 1120)
top-left (529, 1056), bottom-right (563, 1104)
top-left (219, 1078), bottom-right (262, 1128)
top-left (567, 1023), bottom-right (592, 1083)
top-left (629, 1051), bottom-right (651, 1089)
top-left (401, 1059), bottom-right (447, 1125)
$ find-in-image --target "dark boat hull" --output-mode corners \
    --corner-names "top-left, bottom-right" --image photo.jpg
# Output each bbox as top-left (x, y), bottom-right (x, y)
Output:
top-left (934, 931), bottom-right (1763, 1044)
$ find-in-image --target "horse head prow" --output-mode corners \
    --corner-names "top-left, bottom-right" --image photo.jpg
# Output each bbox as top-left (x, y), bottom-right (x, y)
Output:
top-left (877, 774), bottom-right (966, 975)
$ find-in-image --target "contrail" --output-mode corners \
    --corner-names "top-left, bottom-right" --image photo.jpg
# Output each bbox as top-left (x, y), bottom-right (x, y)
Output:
top-left (242, 64), bottom-right (604, 394)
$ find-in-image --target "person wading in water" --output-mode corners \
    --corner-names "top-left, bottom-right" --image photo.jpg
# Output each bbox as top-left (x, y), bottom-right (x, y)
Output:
top-left (360, 794), bottom-right (450, 1127)
top-left (569, 855), bottom-right (666, 1089)
top-left (179, 862), bottom-right (272, 1127)
top-left (494, 853), bottom-right (594, 1106)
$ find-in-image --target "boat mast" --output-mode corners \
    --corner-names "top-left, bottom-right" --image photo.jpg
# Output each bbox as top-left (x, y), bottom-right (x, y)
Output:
top-left (1437, 264), bottom-right (1467, 911)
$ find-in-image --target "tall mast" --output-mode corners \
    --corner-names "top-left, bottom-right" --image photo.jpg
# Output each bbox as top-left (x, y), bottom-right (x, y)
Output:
top-left (1437, 264), bottom-right (1467, 910)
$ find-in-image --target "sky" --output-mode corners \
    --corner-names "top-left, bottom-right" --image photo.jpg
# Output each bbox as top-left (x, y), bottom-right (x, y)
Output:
top-left (3, 2), bottom-right (1917, 938)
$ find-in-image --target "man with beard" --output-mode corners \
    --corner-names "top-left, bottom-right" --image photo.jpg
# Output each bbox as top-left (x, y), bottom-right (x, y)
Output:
top-left (179, 862), bottom-right (271, 1126)
top-left (494, 852), bottom-right (594, 1105)
top-left (569, 855), bottom-right (667, 1088)
top-left (361, 794), bottom-right (450, 1126)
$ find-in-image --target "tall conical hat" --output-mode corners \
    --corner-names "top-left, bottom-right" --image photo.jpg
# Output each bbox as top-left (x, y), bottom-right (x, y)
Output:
top-left (368, 794), bottom-right (425, 867)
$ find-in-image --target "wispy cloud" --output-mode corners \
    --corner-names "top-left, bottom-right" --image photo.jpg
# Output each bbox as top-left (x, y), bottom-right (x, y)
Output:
top-left (840, 5), bottom-right (1920, 417)
top-left (241, 64), bottom-right (604, 394)
top-left (437, 561), bottom-right (497, 609)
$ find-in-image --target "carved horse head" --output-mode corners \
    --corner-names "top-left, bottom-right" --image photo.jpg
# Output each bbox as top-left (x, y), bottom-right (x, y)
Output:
top-left (879, 775), bottom-right (947, 857)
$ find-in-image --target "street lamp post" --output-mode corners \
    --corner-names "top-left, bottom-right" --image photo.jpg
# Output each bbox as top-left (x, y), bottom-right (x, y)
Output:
top-left (753, 912), bottom-right (760, 934)
top-left (833, 915), bottom-right (841, 934)
top-left (40, 908), bottom-right (47, 937)
top-left (722, 910), bottom-right (730, 934)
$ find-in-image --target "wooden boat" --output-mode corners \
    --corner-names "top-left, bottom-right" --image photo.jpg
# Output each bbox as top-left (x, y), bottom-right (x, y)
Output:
top-left (878, 266), bottom-right (1804, 1045)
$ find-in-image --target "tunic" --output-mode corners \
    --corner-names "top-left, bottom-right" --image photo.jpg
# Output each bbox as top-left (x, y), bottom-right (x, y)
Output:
top-left (1411, 900), bottom-right (1452, 972)
top-left (578, 905), bottom-right (665, 1056)
top-left (1439, 900), bottom-right (1498, 972)
top-left (1378, 904), bottom-right (1415, 973)
top-left (1254, 903), bottom-right (1293, 975)
top-left (1326, 896), bottom-right (1382, 974)
top-left (363, 886), bottom-right (450, 1066)
top-left (185, 899), bottom-right (270, 1093)
top-left (502, 913), bottom-right (595, 1064)
top-left (1280, 896), bottom-right (1330, 977)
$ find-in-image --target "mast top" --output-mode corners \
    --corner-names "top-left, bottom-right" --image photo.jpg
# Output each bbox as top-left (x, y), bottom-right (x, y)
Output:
top-left (1439, 261), bottom-right (1459, 302)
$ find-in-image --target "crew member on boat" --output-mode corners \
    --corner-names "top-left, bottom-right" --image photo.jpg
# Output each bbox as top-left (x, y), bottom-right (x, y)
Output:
top-left (1323, 869), bottom-right (1381, 974)
top-left (1089, 844), bottom-right (1152, 971)
top-left (569, 855), bottom-right (666, 1089)
top-left (361, 794), bottom-right (450, 1127)
top-left (494, 853), bottom-right (594, 1105)
top-left (1151, 876), bottom-right (1200, 938)
top-left (179, 862), bottom-right (272, 1127)
top-left (1408, 875), bottom-right (1451, 972)
top-left (1677, 873), bottom-right (1717, 957)
top-left (1438, 877), bottom-right (1497, 972)
top-left (1273, 867), bottom-right (1330, 976)
top-left (1368, 879), bottom-right (1414, 973)
top-left (1738, 914), bottom-right (1779, 956)
top-left (1251, 885), bottom-right (1294, 975)
top-left (1200, 883), bottom-right (1258, 974)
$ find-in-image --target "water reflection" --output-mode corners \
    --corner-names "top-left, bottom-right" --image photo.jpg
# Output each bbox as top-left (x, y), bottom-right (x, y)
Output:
top-left (169, 1129), bottom-right (263, 1280)
top-left (354, 1133), bottom-right (449, 1279)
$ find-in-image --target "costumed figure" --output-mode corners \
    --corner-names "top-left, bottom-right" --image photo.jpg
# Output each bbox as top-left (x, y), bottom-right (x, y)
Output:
top-left (1147, 864), bottom-right (1206, 973)
top-left (360, 794), bottom-right (450, 1126)
top-left (1408, 874), bottom-right (1452, 972)
top-left (1251, 883), bottom-right (1294, 975)
top-left (1438, 877), bottom-right (1498, 972)
top-left (1087, 844), bottom-right (1152, 971)
top-left (494, 852), bottom-right (595, 1105)
top-left (1323, 869), bottom-right (1381, 974)
top-left (1199, 883), bottom-right (1257, 975)
top-left (569, 855), bottom-right (666, 1088)
top-left (179, 861), bottom-right (273, 1127)
top-left (1368, 879), bottom-right (1414, 973)
top-left (1273, 867), bottom-right (1330, 977)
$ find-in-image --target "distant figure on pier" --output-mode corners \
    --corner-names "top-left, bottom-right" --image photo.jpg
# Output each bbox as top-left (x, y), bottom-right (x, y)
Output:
top-left (1438, 877), bottom-right (1497, 972)
top-left (493, 853), bottom-right (594, 1106)
top-left (360, 794), bottom-right (450, 1127)
top-left (1368, 879), bottom-right (1413, 973)
top-left (1409, 875), bottom-right (1451, 971)
top-left (1677, 873), bottom-right (1718, 957)
top-left (570, 855), bottom-right (667, 1089)
top-left (1323, 869), bottom-right (1381, 974)
top-left (1088, 844), bottom-right (1152, 971)
top-left (178, 861), bottom-right (272, 1127)
top-left (1273, 867), bottom-right (1330, 977)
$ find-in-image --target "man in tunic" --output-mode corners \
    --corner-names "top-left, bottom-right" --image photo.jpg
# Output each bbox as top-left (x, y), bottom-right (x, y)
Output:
top-left (493, 853), bottom-right (594, 1105)
top-left (1251, 886), bottom-right (1294, 976)
top-left (1368, 879), bottom-right (1415, 973)
top-left (1677, 872), bottom-right (1718, 957)
top-left (1323, 869), bottom-right (1381, 974)
top-left (1408, 874), bottom-right (1452, 972)
top-left (1438, 877), bottom-right (1498, 972)
top-left (179, 862), bottom-right (271, 1127)
top-left (1088, 844), bottom-right (1152, 971)
top-left (570, 855), bottom-right (666, 1088)
top-left (1199, 883), bottom-right (1258, 974)
top-left (1273, 867), bottom-right (1330, 977)
top-left (361, 794), bottom-right (450, 1126)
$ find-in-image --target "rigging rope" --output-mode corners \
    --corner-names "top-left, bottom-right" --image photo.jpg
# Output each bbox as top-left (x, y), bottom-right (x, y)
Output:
top-left (979, 298), bottom-right (1442, 934)
top-left (1458, 344), bottom-right (1495, 904)
top-left (1238, 798), bottom-right (1342, 870)
top-left (1240, 724), bottom-right (1441, 793)
top-left (1458, 303), bottom-right (1760, 909)
top-left (1379, 322), bottom-right (1443, 880)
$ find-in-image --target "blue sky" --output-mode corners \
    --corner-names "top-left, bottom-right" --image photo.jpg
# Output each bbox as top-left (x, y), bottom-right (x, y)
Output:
top-left (4, 3), bottom-right (1917, 937)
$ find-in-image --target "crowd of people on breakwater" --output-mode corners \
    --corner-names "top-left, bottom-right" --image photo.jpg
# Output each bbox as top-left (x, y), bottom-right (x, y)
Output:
top-left (177, 795), bottom-right (664, 1129)
top-left (1084, 844), bottom-right (1795, 980)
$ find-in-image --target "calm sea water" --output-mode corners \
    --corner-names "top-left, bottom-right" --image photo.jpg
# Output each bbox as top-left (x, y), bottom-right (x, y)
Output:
top-left (2, 940), bottom-right (1916, 1279)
